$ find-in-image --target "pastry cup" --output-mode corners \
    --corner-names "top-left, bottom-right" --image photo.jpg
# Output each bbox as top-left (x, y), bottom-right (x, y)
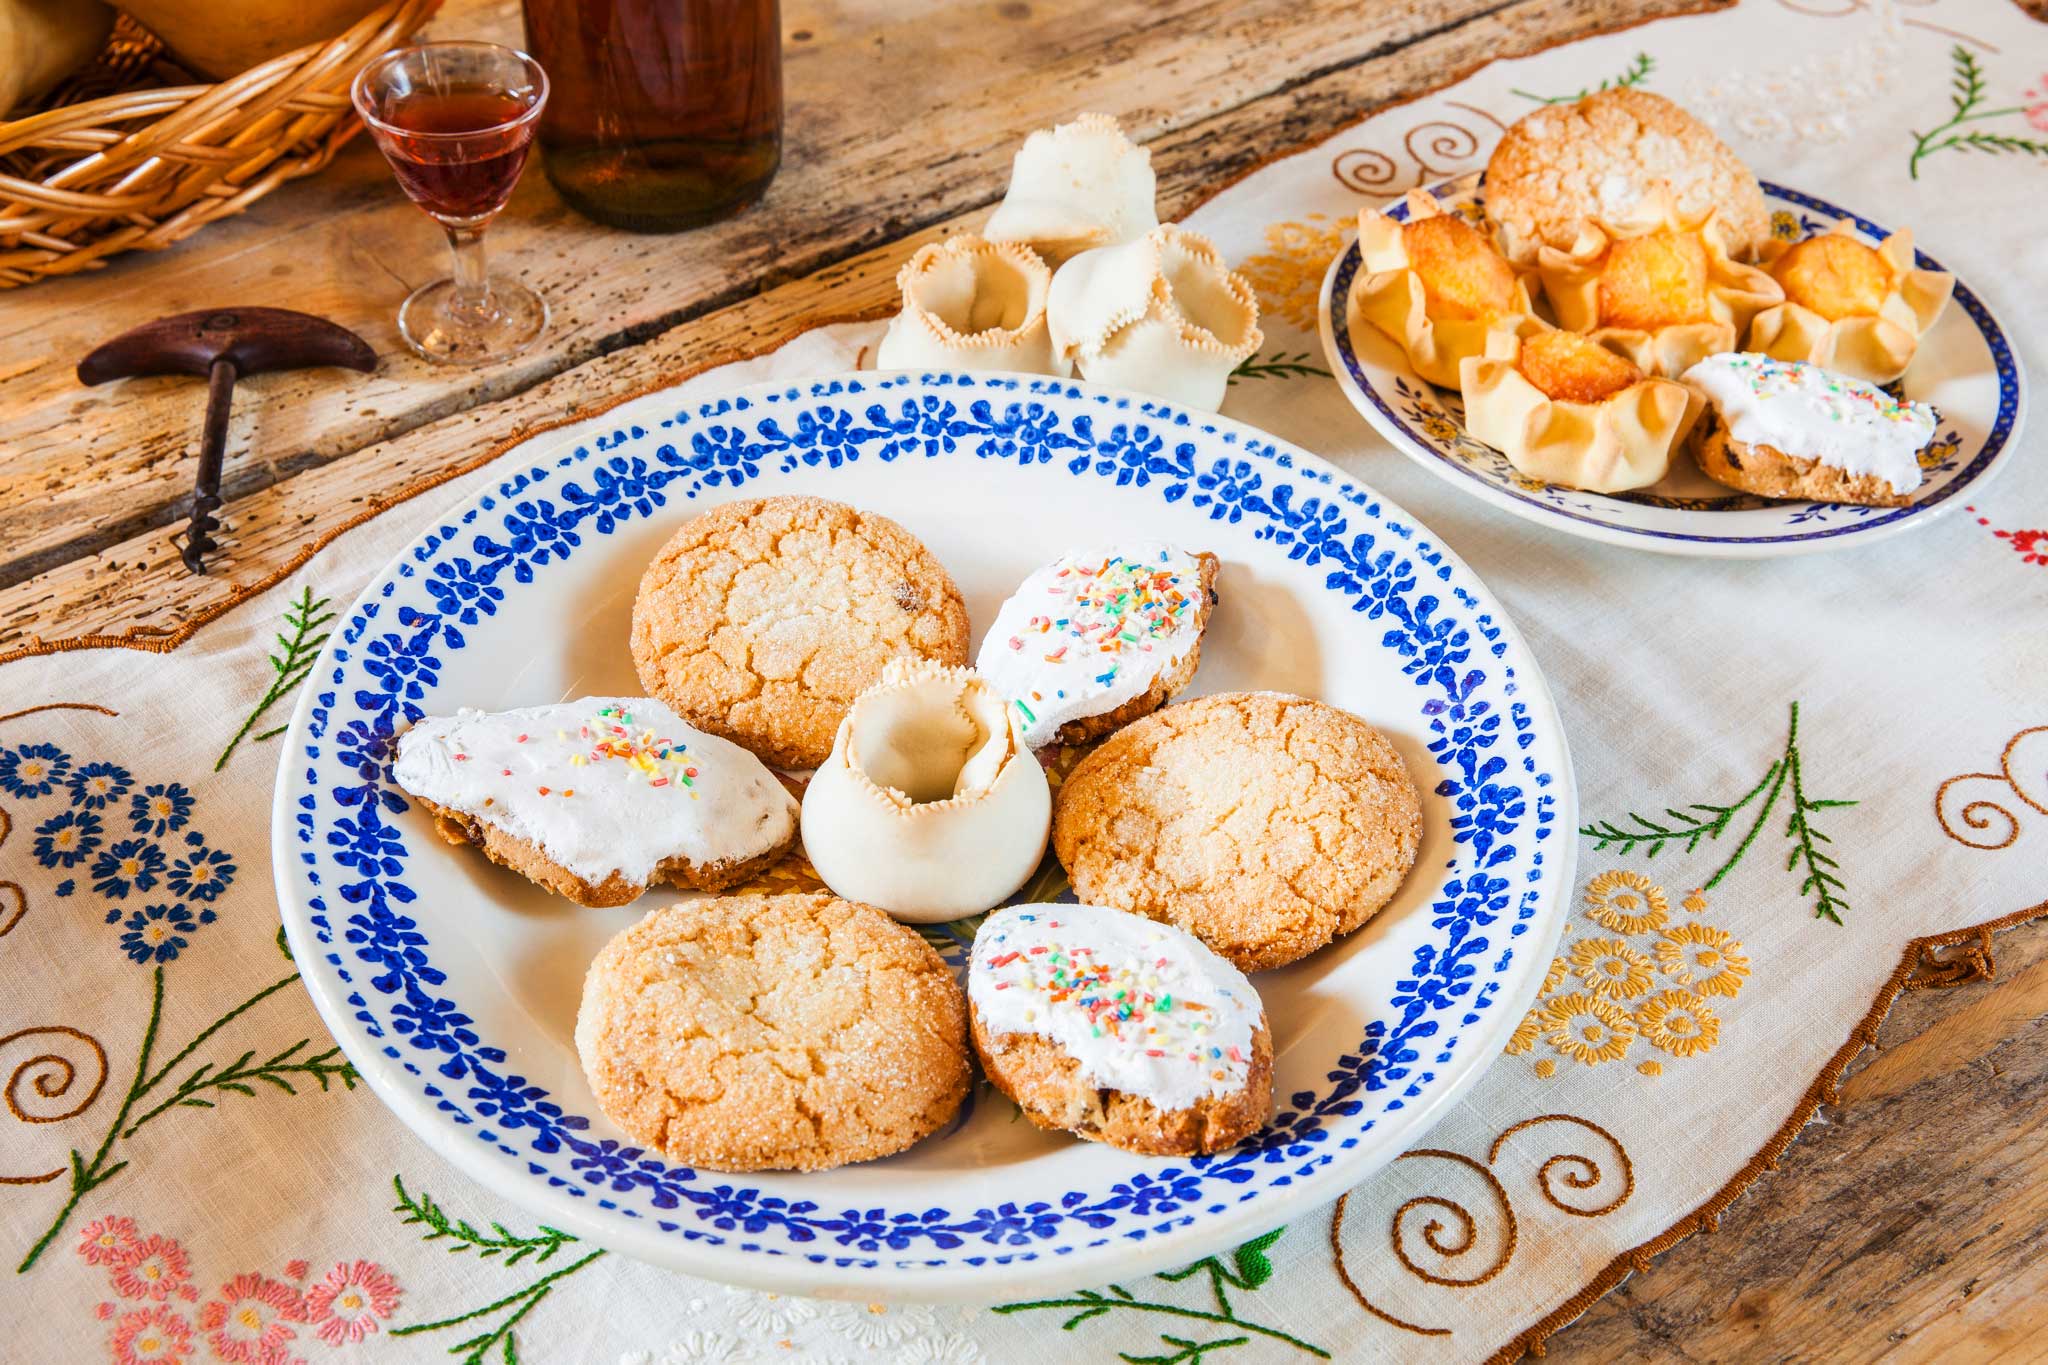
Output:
top-left (799, 658), bottom-right (1051, 923)
top-left (1352, 190), bottom-right (1540, 389)
top-left (875, 233), bottom-right (1070, 376)
top-left (1535, 188), bottom-right (1782, 379)
top-left (1459, 334), bottom-right (1701, 493)
top-left (1047, 224), bottom-right (1262, 412)
top-left (983, 113), bottom-right (1159, 267)
top-left (1746, 224), bottom-right (1953, 385)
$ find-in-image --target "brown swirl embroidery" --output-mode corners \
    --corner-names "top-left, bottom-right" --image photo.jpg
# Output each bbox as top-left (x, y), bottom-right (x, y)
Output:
top-left (1935, 725), bottom-right (2048, 850)
top-left (1332, 1112), bottom-right (1632, 1334)
top-left (1, 1026), bottom-right (110, 1184)
top-left (0, 702), bottom-right (119, 725)
top-left (1330, 101), bottom-right (1510, 198)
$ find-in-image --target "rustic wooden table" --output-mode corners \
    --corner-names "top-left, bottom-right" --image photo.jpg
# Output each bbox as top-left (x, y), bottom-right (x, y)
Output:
top-left (3, 0), bottom-right (2042, 1357)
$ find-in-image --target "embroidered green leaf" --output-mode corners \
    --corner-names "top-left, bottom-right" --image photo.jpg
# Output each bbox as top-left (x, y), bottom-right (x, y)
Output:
top-left (1230, 1228), bottom-right (1283, 1289)
top-left (1512, 52), bottom-right (1654, 104)
top-left (1124, 1333), bottom-right (1254, 1365)
top-left (1228, 351), bottom-right (1333, 384)
top-left (1578, 701), bottom-right (1855, 923)
top-left (122, 1039), bottom-right (357, 1137)
top-left (216, 584), bottom-right (334, 772)
top-left (1909, 45), bottom-right (2036, 179)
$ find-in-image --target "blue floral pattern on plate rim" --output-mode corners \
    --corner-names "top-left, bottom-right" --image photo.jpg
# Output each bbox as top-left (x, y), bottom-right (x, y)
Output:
top-left (275, 372), bottom-right (1573, 1292)
top-left (1320, 173), bottom-right (2026, 551)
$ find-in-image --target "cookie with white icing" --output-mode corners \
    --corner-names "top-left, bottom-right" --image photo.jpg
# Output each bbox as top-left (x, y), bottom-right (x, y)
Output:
top-left (974, 544), bottom-right (1219, 750)
top-left (1682, 353), bottom-right (1937, 507)
top-left (968, 903), bottom-right (1272, 1156)
top-left (393, 698), bottom-right (799, 907)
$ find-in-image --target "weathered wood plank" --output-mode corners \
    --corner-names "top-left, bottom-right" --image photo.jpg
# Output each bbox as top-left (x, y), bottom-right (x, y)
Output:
top-left (0, 0), bottom-right (1525, 583)
top-left (1546, 913), bottom-right (2048, 1362)
top-left (0, 0), bottom-right (1722, 659)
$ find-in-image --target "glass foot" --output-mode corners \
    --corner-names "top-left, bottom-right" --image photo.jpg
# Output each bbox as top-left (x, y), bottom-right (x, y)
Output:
top-left (397, 274), bottom-right (548, 366)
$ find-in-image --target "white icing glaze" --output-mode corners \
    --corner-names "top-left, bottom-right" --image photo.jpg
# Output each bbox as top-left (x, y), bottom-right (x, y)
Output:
top-left (973, 543), bottom-right (1208, 749)
top-left (970, 904), bottom-right (1263, 1112)
top-left (1683, 352), bottom-right (1935, 493)
top-left (393, 698), bottom-right (797, 887)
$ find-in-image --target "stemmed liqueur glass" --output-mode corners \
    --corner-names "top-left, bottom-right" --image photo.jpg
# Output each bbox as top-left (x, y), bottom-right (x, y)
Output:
top-left (352, 43), bottom-right (550, 366)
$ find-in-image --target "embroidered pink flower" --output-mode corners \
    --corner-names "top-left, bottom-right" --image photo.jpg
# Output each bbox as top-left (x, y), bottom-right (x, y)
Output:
top-left (284, 1260), bottom-right (310, 1282)
top-left (112, 1234), bottom-right (193, 1302)
top-left (110, 1305), bottom-right (194, 1364)
top-left (197, 1273), bottom-right (304, 1363)
top-left (2026, 77), bottom-right (2048, 133)
top-left (302, 1259), bottom-right (403, 1345)
top-left (1996, 526), bottom-right (2048, 566)
top-left (79, 1215), bottom-right (141, 1266)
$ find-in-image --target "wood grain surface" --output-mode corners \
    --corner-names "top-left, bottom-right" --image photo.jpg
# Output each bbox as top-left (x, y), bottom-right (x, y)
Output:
top-left (4, 1), bottom-right (2045, 1361)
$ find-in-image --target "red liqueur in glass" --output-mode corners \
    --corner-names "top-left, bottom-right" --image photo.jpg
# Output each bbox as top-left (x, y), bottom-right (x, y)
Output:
top-left (374, 90), bottom-right (538, 224)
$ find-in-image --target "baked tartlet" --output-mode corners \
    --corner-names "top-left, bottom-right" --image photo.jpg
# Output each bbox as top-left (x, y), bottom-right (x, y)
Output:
top-left (1533, 188), bottom-right (1782, 379)
top-left (875, 233), bottom-right (1068, 376)
top-left (1682, 352), bottom-right (1937, 507)
top-left (798, 658), bottom-right (1051, 922)
top-left (1484, 89), bottom-right (1770, 264)
top-left (983, 112), bottom-right (1159, 267)
top-left (1747, 224), bottom-right (1953, 385)
top-left (393, 699), bottom-right (799, 907)
top-left (969, 903), bottom-right (1272, 1156)
top-left (1351, 189), bottom-right (1539, 388)
top-left (1460, 329), bottom-right (1700, 493)
top-left (974, 543), bottom-right (1219, 749)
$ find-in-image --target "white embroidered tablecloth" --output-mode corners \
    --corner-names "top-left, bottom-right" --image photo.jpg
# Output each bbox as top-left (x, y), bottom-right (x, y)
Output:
top-left (3, 2), bottom-right (2044, 1361)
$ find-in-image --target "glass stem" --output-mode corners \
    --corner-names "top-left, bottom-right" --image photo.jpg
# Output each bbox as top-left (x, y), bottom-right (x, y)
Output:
top-left (444, 224), bottom-right (495, 319)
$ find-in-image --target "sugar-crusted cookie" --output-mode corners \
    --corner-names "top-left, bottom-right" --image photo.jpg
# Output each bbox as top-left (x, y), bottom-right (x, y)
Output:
top-left (630, 496), bottom-right (971, 769)
top-left (969, 903), bottom-right (1272, 1155)
top-left (393, 698), bottom-right (798, 908)
top-left (575, 893), bottom-right (971, 1172)
top-left (1683, 353), bottom-right (1935, 507)
top-left (1051, 692), bottom-right (1422, 972)
top-left (974, 544), bottom-right (1219, 750)
top-left (1484, 89), bottom-right (1769, 264)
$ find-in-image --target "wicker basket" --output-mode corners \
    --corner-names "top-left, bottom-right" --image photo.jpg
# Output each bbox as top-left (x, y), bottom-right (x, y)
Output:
top-left (0, 0), bottom-right (438, 289)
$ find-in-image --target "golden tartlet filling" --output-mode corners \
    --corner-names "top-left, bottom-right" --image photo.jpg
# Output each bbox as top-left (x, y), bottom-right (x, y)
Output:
top-left (1596, 228), bottom-right (1711, 332)
top-left (1767, 232), bottom-right (1893, 319)
top-left (1403, 214), bottom-right (1523, 322)
top-left (1513, 329), bottom-right (1645, 405)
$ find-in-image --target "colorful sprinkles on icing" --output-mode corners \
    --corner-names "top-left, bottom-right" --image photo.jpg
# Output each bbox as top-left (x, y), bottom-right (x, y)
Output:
top-left (1715, 354), bottom-right (1928, 425)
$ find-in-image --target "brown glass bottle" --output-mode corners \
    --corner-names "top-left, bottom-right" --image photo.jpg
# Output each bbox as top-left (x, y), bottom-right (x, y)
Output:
top-left (520, 0), bottom-right (782, 233)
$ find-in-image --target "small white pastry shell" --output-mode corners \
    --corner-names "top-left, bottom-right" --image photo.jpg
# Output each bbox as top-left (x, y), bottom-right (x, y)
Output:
top-left (1459, 333), bottom-right (1701, 494)
top-left (1351, 190), bottom-right (1540, 389)
top-left (1535, 187), bottom-right (1783, 379)
top-left (875, 234), bottom-right (1070, 376)
top-left (1047, 224), bottom-right (1263, 412)
top-left (800, 658), bottom-right (1051, 923)
top-left (1746, 224), bottom-right (1953, 385)
top-left (984, 113), bottom-right (1159, 267)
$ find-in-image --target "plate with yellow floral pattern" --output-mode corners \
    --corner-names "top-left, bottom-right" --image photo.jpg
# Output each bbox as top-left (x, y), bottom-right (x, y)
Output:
top-left (1317, 172), bottom-right (2025, 557)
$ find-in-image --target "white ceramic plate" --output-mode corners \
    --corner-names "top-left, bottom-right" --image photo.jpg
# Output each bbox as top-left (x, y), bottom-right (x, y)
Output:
top-left (1317, 173), bottom-right (2027, 557)
top-left (274, 372), bottom-right (1576, 1300)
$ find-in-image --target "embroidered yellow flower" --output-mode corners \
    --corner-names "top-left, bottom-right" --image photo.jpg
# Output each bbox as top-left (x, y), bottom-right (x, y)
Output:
top-left (1583, 869), bottom-right (1670, 934)
top-left (1682, 888), bottom-right (1708, 915)
top-left (1567, 937), bottom-right (1655, 1001)
top-left (1237, 214), bottom-right (1349, 330)
top-left (1537, 991), bottom-right (1635, 1065)
top-left (1540, 955), bottom-right (1568, 994)
top-left (1635, 989), bottom-right (1721, 1057)
top-left (1505, 1007), bottom-right (1542, 1056)
top-left (1655, 923), bottom-right (1751, 997)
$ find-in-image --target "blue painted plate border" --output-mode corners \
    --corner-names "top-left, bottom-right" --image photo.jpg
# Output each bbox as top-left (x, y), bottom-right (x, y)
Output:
top-left (275, 372), bottom-right (1573, 1294)
top-left (1321, 175), bottom-right (2025, 550)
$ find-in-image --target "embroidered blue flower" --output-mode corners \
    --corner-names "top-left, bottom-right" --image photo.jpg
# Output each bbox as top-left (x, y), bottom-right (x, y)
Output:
top-left (91, 838), bottom-right (166, 898)
top-left (128, 782), bottom-right (194, 837)
top-left (33, 809), bottom-right (102, 868)
top-left (119, 903), bottom-right (199, 964)
top-left (167, 840), bottom-right (236, 902)
top-left (0, 742), bottom-right (71, 798)
top-left (65, 761), bottom-right (133, 811)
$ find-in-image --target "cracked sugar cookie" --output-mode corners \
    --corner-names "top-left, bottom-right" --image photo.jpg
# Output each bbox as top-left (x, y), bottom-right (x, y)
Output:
top-left (630, 496), bottom-right (971, 770)
top-left (1051, 692), bottom-right (1422, 972)
top-left (575, 893), bottom-right (971, 1172)
top-left (969, 903), bottom-right (1273, 1156)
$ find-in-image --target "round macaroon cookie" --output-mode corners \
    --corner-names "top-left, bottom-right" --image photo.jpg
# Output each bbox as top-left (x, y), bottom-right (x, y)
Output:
top-left (1051, 692), bottom-right (1423, 972)
top-left (630, 496), bottom-right (971, 770)
top-left (1682, 352), bottom-right (1937, 507)
top-left (968, 903), bottom-right (1272, 1156)
top-left (974, 543), bottom-right (1220, 749)
top-left (1484, 89), bottom-right (1769, 264)
top-left (575, 893), bottom-right (971, 1173)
